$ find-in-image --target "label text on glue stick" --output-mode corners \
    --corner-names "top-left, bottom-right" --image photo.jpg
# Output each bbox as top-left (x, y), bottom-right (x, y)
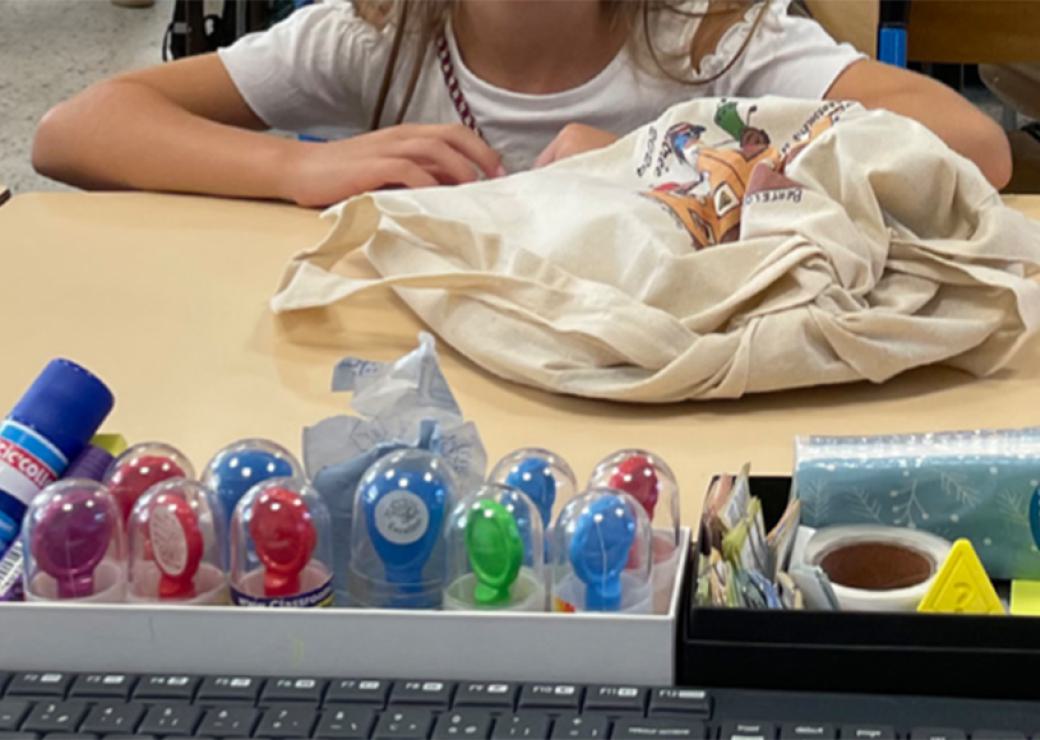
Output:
top-left (0, 420), bottom-right (67, 547)
top-left (0, 420), bottom-right (66, 502)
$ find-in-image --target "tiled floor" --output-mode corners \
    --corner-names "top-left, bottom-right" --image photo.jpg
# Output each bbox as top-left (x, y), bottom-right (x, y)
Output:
top-left (0, 0), bottom-right (173, 194)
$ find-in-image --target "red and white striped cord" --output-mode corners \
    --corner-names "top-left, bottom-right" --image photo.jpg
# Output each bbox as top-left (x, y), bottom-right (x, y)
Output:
top-left (436, 31), bottom-right (484, 139)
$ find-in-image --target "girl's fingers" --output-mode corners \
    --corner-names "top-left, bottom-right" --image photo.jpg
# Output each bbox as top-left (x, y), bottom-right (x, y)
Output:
top-left (422, 124), bottom-right (504, 178)
top-left (365, 158), bottom-right (440, 191)
top-left (533, 135), bottom-right (561, 168)
top-left (390, 138), bottom-right (482, 185)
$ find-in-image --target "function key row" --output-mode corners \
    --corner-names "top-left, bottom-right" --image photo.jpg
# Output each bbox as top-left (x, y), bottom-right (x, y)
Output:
top-left (0, 674), bottom-right (711, 716)
top-left (1, 674), bottom-right (386, 706)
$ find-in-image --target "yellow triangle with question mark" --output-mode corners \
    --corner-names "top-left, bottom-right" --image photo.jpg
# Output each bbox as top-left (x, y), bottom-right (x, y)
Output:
top-left (917, 539), bottom-right (1004, 615)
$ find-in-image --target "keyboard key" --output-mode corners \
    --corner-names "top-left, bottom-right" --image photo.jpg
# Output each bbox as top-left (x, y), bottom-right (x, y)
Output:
top-left (79, 702), bottom-right (145, 734)
top-left (720, 721), bottom-right (775, 740)
top-left (136, 703), bottom-right (201, 735)
top-left (550, 712), bottom-right (609, 739)
top-left (517, 684), bottom-right (583, 711)
top-left (132, 675), bottom-right (199, 702)
top-left (781, 723), bottom-right (837, 739)
top-left (973, 734), bottom-right (1027, 740)
top-left (259, 676), bottom-right (325, 704)
top-left (325, 679), bottom-right (390, 706)
top-left (432, 710), bottom-right (494, 739)
top-left (491, 713), bottom-right (552, 739)
top-left (389, 680), bottom-right (454, 707)
top-left (314, 706), bottom-right (376, 738)
top-left (42, 735), bottom-right (95, 739)
top-left (584, 685), bottom-right (647, 713)
top-left (21, 701), bottom-right (87, 733)
top-left (612, 717), bottom-right (707, 739)
top-left (7, 673), bottom-right (71, 698)
top-left (0, 734), bottom-right (37, 740)
top-left (255, 705), bottom-right (318, 737)
top-left (196, 706), bottom-right (258, 737)
top-left (196, 676), bottom-right (262, 704)
top-left (70, 674), bottom-right (135, 701)
top-left (372, 708), bottom-right (434, 739)
top-left (454, 682), bottom-right (518, 709)
top-left (842, 727), bottom-right (896, 740)
top-left (649, 688), bottom-right (711, 717)
top-left (0, 701), bottom-right (30, 731)
top-left (911, 730), bottom-right (968, 740)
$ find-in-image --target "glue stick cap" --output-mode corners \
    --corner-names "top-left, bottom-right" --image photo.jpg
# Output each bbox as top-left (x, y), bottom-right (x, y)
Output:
top-left (10, 359), bottom-right (114, 462)
top-left (22, 479), bottom-right (127, 603)
top-left (444, 483), bottom-right (546, 612)
top-left (550, 487), bottom-right (652, 614)
top-left (347, 449), bottom-right (457, 610)
top-left (489, 448), bottom-right (577, 530)
top-left (229, 477), bottom-right (333, 608)
top-left (127, 479), bottom-right (228, 605)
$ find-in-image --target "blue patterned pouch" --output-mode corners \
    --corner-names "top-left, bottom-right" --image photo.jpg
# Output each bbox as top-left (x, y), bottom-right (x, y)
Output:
top-left (794, 428), bottom-right (1040, 580)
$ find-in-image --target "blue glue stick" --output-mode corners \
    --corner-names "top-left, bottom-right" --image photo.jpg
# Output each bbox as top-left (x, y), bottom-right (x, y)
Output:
top-left (568, 493), bottom-right (637, 611)
top-left (0, 360), bottom-right (113, 547)
top-left (0, 360), bottom-right (113, 598)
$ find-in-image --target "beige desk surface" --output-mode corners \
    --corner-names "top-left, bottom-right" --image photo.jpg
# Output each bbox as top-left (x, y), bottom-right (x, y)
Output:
top-left (2, 193), bottom-right (1040, 526)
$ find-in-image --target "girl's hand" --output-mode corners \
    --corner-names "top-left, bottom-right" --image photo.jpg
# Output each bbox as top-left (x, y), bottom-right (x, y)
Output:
top-left (534, 123), bottom-right (619, 168)
top-left (282, 123), bottom-right (504, 207)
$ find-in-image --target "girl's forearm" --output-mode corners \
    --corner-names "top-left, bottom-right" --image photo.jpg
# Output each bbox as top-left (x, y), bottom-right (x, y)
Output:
top-left (872, 87), bottom-right (1012, 189)
top-left (33, 79), bottom-right (301, 200)
top-left (827, 60), bottom-right (1012, 189)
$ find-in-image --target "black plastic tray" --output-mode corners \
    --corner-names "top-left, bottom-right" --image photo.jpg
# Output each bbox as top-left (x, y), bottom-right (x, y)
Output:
top-left (678, 476), bottom-right (1040, 700)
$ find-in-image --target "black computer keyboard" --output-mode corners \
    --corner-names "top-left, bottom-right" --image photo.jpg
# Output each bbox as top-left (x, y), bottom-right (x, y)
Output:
top-left (0, 671), bottom-right (1037, 739)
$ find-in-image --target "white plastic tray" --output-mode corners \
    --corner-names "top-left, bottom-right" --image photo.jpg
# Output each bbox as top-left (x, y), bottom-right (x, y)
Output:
top-left (0, 529), bottom-right (689, 686)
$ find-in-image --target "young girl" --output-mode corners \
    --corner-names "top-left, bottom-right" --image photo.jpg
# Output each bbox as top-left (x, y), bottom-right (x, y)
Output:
top-left (33, 0), bottom-right (1010, 207)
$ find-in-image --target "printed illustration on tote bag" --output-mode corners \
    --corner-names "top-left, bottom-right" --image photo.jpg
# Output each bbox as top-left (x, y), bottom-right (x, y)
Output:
top-left (641, 100), bottom-right (852, 250)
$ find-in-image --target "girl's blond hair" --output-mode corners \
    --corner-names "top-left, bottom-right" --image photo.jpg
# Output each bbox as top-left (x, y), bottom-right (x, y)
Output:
top-left (356, 0), bottom-right (770, 131)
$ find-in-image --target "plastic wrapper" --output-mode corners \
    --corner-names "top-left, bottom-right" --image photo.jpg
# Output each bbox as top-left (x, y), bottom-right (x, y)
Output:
top-left (304, 333), bottom-right (486, 604)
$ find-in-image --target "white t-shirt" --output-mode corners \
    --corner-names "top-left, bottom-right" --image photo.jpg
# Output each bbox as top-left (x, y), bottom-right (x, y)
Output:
top-left (219, 0), bottom-right (865, 173)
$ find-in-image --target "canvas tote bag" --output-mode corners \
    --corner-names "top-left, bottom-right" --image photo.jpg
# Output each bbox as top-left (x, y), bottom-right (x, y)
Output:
top-left (271, 96), bottom-right (1040, 402)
